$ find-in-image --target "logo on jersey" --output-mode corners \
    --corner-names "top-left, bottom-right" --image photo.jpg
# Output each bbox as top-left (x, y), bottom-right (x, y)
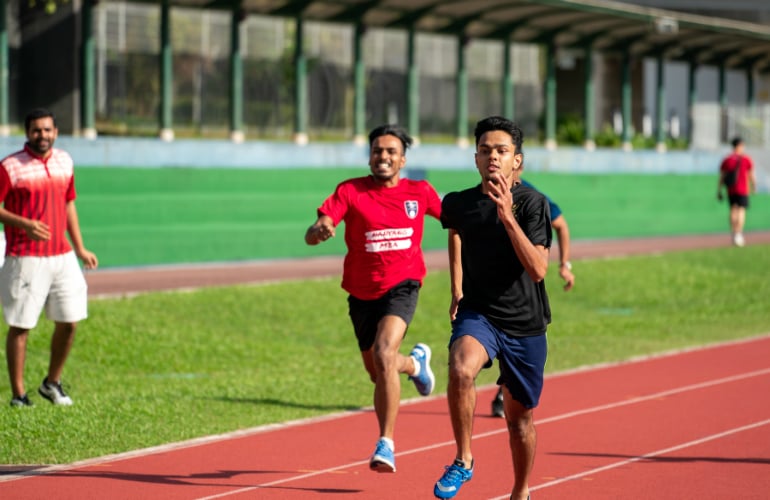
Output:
top-left (365, 228), bottom-right (414, 252)
top-left (404, 200), bottom-right (418, 219)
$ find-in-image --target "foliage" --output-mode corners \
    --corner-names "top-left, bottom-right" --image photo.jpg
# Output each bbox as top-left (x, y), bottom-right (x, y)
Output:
top-left (666, 136), bottom-right (690, 150)
top-left (631, 133), bottom-right (657, 149)
top-left (28, 0), bottom-right (68, 15)
top-left (556, 113), bottom-right (586, 145)
top-left (628, 132), bottom-right (689, 150)
top-left (593, 123), bottom-right (621, 147)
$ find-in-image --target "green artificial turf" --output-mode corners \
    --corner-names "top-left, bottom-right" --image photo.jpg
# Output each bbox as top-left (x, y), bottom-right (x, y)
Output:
top-left (74, 167), bottom-right (769, 268)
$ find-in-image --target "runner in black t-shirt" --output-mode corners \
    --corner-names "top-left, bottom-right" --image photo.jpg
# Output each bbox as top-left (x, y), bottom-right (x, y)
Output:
top-left (433, 116), bottom-right (551, 500)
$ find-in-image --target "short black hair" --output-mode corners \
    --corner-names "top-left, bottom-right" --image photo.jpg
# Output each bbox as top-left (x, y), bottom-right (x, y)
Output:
top-left (368, 124), bottom-right (413, 154)
top-left (731, 136), bottom-right (743, 148)
top-left (474, 115), bottom-right (523, 155)
top-left (25, 108), bottom-right (56, 131)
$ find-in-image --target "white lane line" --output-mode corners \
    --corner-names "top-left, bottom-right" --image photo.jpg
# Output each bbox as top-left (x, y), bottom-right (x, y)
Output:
top-left (488, 418), bottom-right (770, 500)
top-left (195, 367), bottom-right (770, 499)
top-left (537, 367), bottom-right (770, 425)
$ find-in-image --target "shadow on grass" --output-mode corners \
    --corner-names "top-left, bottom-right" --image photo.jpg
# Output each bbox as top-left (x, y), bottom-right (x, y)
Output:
top-left (207, 396), bottom-right (368, 413)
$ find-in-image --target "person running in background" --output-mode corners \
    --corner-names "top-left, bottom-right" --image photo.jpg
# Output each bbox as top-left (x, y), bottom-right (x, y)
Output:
top-left (490, 178), bottom-right (574, 417)
top-left (717, 136), bottom-right (757, 247)
top-left (0, 108), bottom-right (99, 407)
top-left (305, 124), bottom-right (440, 474)
top-left (434, 116), bottom-right (551, 500)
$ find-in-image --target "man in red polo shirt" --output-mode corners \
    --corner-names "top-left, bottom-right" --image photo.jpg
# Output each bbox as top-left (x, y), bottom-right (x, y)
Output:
top-left (305, 124), bottom-right (441, 474)
top-left (0, 108), bottom-right (98, 407)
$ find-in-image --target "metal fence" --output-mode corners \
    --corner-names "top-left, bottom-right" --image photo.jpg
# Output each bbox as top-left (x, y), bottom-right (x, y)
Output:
top-left (93, 1), bottom-right (542, 139)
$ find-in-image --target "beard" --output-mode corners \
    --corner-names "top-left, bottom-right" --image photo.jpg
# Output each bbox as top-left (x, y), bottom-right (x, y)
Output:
top-left (27, 139), bottom-right (53, 156)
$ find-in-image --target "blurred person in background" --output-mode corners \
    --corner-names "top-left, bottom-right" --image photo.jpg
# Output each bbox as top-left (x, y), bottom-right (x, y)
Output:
top-left (717, 136), bottom-right (757, 247)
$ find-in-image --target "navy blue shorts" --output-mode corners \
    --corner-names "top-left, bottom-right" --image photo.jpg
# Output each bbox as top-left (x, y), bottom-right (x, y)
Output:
top-left (450, 309), bottom-right (547, 409)
top-left (348, 279), bottom-right (420, 351)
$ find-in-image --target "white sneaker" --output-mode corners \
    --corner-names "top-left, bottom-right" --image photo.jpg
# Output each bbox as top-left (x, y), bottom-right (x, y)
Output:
top-left (733, 233), bottom-right (745, 247)
top-left (38, 378), bottom-right (73, 406)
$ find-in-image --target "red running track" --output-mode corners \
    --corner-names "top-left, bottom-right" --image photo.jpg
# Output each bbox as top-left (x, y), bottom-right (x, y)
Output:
top-left (2, 335), bottom-right (769, 499)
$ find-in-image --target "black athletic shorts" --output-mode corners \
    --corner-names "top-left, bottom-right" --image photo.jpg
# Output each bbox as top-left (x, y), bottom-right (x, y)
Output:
top-left (728, 194), bottom-right (749, 208)
top-left (347, 279), bottom-right (420, 351)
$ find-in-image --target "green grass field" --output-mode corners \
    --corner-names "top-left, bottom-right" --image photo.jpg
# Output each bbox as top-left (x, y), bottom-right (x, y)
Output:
top-left (1, 245), bottom-right (769, 464)
top-left (75, 167), bottom-right (770, 268)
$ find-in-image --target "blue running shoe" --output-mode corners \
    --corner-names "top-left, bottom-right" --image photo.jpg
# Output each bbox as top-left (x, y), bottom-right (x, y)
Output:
top-left (408, 343), bottom-right (435, 396)
top-left (434, 459), bottom-right (473, 498)
top-left (369, 438), bottom-right (396, 473)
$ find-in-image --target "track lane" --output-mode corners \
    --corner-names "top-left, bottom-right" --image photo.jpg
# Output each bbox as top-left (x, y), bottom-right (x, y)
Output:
top-left (4, 335), bottom-right (767, 499)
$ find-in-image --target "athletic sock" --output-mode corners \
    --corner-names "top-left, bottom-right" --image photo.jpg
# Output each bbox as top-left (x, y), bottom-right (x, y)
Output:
top-left (453, 458), bottom-right (473, 470)
top-left (411, 356), bottom-right (421, 377)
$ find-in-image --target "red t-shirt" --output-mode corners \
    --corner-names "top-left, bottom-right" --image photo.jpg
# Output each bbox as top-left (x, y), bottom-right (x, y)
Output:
top-left (720, 153), bottom-right (753, 196)
top-left (319, 175), bottom-right (442, 300)
top-left (0, 145), bottom-right (76, 257)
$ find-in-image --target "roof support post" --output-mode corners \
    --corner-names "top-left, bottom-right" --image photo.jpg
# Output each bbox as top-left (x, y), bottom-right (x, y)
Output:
top-left (81, 0), bottom-right (96, 139)
top-left (406, 26), bottom-right (420, 145)
top-left (583, 44), bottom-right (595, 150)
top-left (352, 23), bottom-right (366, 145)
top-left (159, 0), bottom-right (174, 141)
top-left (655, 53), bottom-right (666, 152)
top-left (621, 54), bottom-right (632, 151)
top-left (407, 27), bottom-right (419, 144)
top-left (293, 16), bottom-right (308, 144)
top-left (502, 37), bottom-right (514, 121)
top-left (455, 35), bottom-right (468, 147)
top-left (229, 5), bottom-right (244, 143)
top-left (0, 0), bottom-right (10, 136)
top-left (718, 63), bottom-right (726, 142)
top-left (718, 63), bottom-right (727, 108)
top-left (544, 42), bottom-right (557, 150)
top-left (746, 67), bottom-right (755, 109)
top-left (687, 61), bottom-right (697, 145)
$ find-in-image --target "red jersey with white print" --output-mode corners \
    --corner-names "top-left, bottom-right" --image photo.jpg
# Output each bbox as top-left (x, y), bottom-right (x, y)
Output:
top-left (318, 175), bottom-right (442, 300)
top-left (0, 145), bottom-right (76, 257)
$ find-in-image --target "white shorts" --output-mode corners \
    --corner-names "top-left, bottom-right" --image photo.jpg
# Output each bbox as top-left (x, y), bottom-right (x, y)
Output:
top-left (0, 252), bottom-right (88, 329)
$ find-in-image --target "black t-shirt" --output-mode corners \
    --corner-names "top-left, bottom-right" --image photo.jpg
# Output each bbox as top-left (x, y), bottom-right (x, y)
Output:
top-left (441, 182), bottom-right (552, 337)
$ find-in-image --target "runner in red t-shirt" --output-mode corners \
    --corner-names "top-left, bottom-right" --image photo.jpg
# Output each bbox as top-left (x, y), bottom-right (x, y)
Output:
top-left (0, 108), bottom-right (98, 408)
top-left (305, 124), bottom-right (441, 474)
top-left (717, 136), bottom-right (757, 247)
